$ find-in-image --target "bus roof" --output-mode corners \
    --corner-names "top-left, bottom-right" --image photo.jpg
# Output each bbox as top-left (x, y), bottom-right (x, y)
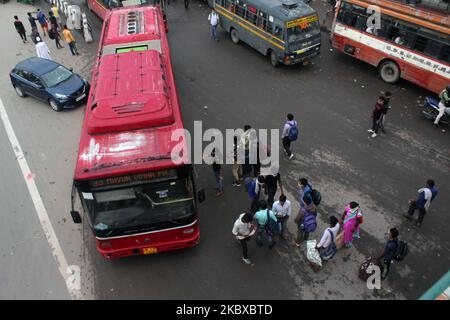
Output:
top-left (244, 0), bottom-right (316, 22)
top-left (349, 0), bottom-right (449, 30)
top-left (74, 6), bottom-right (187, 181)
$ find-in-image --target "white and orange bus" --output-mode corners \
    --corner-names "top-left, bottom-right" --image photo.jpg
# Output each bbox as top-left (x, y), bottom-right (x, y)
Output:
top-left (331, 0), bottom-right (449, 93)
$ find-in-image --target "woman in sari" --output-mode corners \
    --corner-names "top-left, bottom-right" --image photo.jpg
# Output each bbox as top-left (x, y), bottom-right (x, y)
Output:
top-left (341, 201), bottom-right (363, 248)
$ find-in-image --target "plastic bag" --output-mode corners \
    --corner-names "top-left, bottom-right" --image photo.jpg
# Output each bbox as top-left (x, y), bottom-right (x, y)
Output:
top-left (306, 240), bottom-right (322, 269)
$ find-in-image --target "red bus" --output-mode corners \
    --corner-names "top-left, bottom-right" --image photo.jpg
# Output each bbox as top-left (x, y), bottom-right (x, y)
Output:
top-left (70, 5), bottom-right (204, 259)
top-left (86, 0), bottom-right (168, 30)
top-left (331, 0), bottom-right (450, 93)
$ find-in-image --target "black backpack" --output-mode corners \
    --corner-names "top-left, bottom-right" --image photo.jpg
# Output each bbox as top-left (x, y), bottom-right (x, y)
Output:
top-left (394, 240), bottom-right (409, 261)
top-left (310, 188), bottom-right (322, 206)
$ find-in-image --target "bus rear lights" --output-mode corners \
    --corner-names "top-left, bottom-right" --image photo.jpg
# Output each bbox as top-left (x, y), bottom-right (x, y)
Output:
top-left (182, 228), bottom-right (194, 235)
top-left (100, 241), bottom-right (112, 248)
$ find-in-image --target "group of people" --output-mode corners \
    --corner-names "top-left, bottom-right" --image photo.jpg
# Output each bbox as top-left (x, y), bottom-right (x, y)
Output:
top-left (226, 112), bottom-right (439, 283)
top-left (13, 4), bottom-right (80, 61)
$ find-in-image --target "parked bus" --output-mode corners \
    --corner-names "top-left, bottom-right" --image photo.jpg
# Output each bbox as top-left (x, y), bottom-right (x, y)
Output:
top-left (331, 0), bottom-right (450, 93)
top-left (70, 6), bottom-right (204, 259)
top-left (86, 0), bottom-right (167, 30)
top-left (213, 0), bottom-right (321, 66)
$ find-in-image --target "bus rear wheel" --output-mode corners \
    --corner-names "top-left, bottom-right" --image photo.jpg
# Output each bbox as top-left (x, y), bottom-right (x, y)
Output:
top-left (379, 60), bottom-right (400, 84)
top-left (230, 28), bottom-right (240, 44)
top-left (270, 50), bottom-right (279, 67)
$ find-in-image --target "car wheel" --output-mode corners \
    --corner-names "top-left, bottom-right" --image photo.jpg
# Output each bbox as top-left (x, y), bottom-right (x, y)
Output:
top-left (14, 85), bottom-right (26, 98)
top-left (49, 99), bottom-right (63, 112)
top-left (230, 28), bottom-right (239, 44)
top-left (270, 50), bottom-right (279, 67)
top-left (379, 60), bottom-right (400, 83)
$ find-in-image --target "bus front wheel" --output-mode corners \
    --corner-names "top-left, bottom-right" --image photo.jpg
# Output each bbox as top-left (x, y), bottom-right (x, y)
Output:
top-left (379, 60), bottom-right (400, 84)
top-left (230, 28), bottom-right (240, 44)
top-left (270, 50), bottom-right (279, 67)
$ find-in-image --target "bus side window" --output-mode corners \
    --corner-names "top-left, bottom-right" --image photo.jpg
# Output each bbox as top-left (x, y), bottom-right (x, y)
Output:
top-left (235, 2), bottom-right (245, 18)
top-left (440, 45), bottom-right (450, 64)
top-left (274, 24), bottom-right (283, 38)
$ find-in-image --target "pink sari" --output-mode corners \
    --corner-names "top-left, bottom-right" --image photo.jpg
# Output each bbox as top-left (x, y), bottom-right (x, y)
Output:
top-left (343, 206), bottom-right (362, 247)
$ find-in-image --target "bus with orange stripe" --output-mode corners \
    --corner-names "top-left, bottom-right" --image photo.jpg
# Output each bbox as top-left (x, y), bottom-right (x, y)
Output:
top-left (331, 0), bottom-right (450, 93)
top-left (213, 0), bottom-right (321, 67)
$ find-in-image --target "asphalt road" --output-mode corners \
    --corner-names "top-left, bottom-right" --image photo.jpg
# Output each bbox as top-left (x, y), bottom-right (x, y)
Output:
top-left (0, 1), bottom-right (448, 300)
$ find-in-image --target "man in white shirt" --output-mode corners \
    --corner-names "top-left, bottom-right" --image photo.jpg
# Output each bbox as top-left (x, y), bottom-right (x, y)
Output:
top-left (232, 213), bottom-right (255, 264)
top-left (272, 194), bottom-right (291, 240)
top-left (316, 216), bottom-right (340, 261)
top-left (208, 9), bottom-right (219, 41)
top-left (35, 37), bottom-right (52, 60)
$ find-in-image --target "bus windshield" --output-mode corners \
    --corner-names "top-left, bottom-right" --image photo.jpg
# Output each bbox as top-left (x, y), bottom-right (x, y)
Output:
top-left (85, 176), bottom-right (195, 233)
top-left (286, 19), bottom-right (320, 44)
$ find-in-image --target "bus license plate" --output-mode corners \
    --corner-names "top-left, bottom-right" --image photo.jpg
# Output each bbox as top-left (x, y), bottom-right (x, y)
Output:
top-left (143, 247), bottom-right (157, 255)
top-left (76, 93), bottom-right (86, 101)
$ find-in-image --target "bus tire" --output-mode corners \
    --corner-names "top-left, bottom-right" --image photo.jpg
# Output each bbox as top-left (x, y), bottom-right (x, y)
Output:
top-left (378, 60), bottom-right (400, 84)
top-left (230, 28), bottom-right (240, 44)
top-left (269, 50), bottom-right (279, 67)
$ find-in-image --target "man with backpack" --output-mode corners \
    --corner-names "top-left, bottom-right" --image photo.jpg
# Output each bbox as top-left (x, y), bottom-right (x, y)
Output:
top-left (403, 179), bottom-right (438, 227)
top-left (377, 228), bottom-right (402, 280)
top-left (247, 175), bottom-right (265, 214)
top-left (294, 195), bottom-right (317, 246)
top-left (316, 216), bottom-right (340, 261)
top-left (265, 166), bottom-right (283, 208)
top-left (281, 113), bottom-right (298, 160)
top-left (253, 200), bottom-right (278, 249)
top-left (298, 178), bottom-right (322, 208)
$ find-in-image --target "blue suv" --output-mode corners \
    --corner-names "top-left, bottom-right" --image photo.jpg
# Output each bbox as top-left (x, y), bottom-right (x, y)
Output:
top-left (10, 57), bottom-right (90, 112)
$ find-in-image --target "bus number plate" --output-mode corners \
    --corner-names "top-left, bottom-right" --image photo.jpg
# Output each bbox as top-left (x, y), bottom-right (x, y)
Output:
top-left (143, 247), bottom-right (157, 255)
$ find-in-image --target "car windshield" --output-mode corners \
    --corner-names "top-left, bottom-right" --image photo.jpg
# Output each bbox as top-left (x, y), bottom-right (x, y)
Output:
top-left (286, 18), bottom-right (320, 43)
top-left (85, 177), bottom-right (195, 234)
top-left (41, 66), bottom-right (73, 87)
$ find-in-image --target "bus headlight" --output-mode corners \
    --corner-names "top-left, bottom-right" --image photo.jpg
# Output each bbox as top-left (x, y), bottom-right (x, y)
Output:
top-left (100, 241), bottom-right (112, 248)
top-left (183, 228), bottom-right (194, 235)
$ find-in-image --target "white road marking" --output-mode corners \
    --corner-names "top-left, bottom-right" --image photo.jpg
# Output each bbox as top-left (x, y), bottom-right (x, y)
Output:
top-left (0, 97), bottom-right (81, 300)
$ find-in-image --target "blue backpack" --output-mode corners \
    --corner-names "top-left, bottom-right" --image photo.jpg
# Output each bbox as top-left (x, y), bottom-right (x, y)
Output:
top-left (288, 121), bottom-right (298, 141)
top-left (303, 213), bottom-right (317, 233)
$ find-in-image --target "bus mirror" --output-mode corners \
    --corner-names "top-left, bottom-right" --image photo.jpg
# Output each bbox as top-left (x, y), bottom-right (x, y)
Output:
top-left (70, 210), bottom-right (82, 224)
top-left (197, 189), bottom-right (206, 203)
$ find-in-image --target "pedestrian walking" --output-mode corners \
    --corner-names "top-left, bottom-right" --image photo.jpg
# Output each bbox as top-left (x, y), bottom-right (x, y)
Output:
top-left (298, 177), bottom-right (313, 208)
top-left (36, 9), bottom-right (49, 37)
top-left (63, 25), bottom-right (80, 55)
top-left (434, 85), bottom-right (450, 127)
top-left (232, 213), bottom-right (256, 265)
top-left (31, 27), bottom-right (41, 44)
top-left (341, 201), bottom-right (363, 248)
top-left (211, 149), bottom-right (223, 197)
top-left (35, 37), bottom-right (52, 60)
top-left (208, 9), bottom-right (219, 41)
top-left (13, 16), bottom-right (27, 43)
top-left (248, 175), bottom-right (265, 214)
top-left (51, 3), bottom-right (63, 30)
top-left (272, 194), bottom-right (291, 240)
top-left (231, 136), bottom-right (242, 186)
top-left (316, 215), bottom-right (340, 261)
top-left (48, 12), bottom-right (63, 49)
top-left (377, 228), bottom-right (399, 280)
top-left (403, 179), bottom-right (438, 227)
top-left (254, 200), bottom-right (278, 249)
top-left (240, 125), bottom-right (254, 176)
top-left (294, 195), bottom-right (317, 246)
top-left (281, 113), bottom-right (298, 160)
top-left (367, 96), bottom-right (385, 138)
top-left (27, 12), bottom-right (38, 31)
top-left (379, 91), bottom-right (392, 133)
top-left (265, 166), bottom-right (283, 208)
